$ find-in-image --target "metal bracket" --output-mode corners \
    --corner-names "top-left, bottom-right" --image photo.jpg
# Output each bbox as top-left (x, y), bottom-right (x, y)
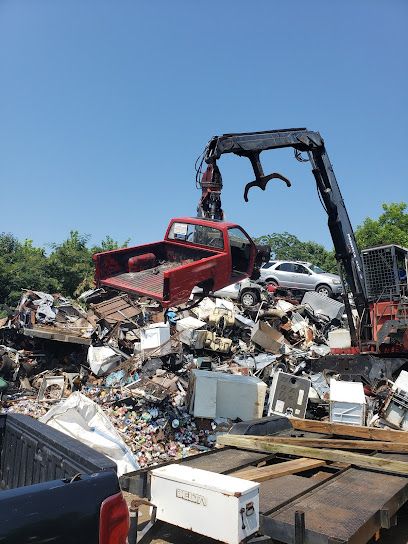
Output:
top-left (128, 498), bottom-right (157, 544)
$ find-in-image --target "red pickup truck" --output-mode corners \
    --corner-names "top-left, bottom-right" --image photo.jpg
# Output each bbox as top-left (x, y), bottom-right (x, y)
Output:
top-left (93, 217), bottom-right (264, 307)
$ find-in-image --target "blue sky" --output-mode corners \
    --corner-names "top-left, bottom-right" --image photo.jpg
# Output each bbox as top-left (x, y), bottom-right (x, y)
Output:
top-left (0, 0), bottom-right (406, 250)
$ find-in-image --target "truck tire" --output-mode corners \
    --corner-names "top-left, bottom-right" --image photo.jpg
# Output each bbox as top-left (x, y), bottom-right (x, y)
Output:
top-left (240, 289), bottom-right (260, 307)
top-left (316, 284), bottom-right (333, 297)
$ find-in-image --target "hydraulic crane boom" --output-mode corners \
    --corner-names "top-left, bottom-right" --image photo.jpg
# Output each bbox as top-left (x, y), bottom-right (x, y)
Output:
top-left (197, 128), bottom-right (368, 325)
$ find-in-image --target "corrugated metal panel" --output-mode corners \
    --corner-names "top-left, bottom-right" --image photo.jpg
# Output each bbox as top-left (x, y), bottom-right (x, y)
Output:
top-left (91, 294), bottom-right (141, 324)
top-left (262, 467), bottom-right (408, 543)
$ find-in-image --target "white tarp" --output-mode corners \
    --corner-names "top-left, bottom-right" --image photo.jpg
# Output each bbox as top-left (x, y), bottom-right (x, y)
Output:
top-left (40, 392), bottom-right (139, 476)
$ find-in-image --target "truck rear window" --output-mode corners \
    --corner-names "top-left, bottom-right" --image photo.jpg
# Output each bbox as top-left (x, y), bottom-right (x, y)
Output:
top-left (168, 222), bottom-right (224, 249)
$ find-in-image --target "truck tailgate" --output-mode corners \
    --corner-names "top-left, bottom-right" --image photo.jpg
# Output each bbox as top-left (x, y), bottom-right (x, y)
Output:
top-left (0, 413), bottom-right (116, 489)
top-left (0, 413), bottom-right (122, 543)
top-left (0, 471), bottom-right (120, 544)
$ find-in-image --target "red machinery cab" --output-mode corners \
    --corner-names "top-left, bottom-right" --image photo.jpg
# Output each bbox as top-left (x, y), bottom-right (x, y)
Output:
top-left (362, 244), bottom-right (408, 351)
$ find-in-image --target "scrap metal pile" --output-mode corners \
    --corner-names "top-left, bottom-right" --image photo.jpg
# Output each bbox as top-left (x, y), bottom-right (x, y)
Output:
top-left (1, 286), bottom-right (407, 473)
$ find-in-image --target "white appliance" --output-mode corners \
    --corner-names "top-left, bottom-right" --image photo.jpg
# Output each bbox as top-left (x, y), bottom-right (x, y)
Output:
top-left (301, 291), bottom-right (345, 321)
top-left (329, 379), bottom-right (366, 425)
top-left (150, 464), bottom-right (260, 544)
top-left (267, 371), bottom-right (310, 418)
top-left (140, 322), bottom-right (171, 358)
top-left (383, 370), bottom-right (408, 430)
top-left (189, 369), bottom-right (267, 420)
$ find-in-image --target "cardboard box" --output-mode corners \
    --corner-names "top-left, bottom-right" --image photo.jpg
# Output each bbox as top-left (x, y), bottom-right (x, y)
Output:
top-left (251, 321), bottom-right (284, 353)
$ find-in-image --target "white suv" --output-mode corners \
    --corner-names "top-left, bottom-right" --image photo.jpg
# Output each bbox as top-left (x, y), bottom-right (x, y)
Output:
top-left (259, 260), bottom-right (343, 297)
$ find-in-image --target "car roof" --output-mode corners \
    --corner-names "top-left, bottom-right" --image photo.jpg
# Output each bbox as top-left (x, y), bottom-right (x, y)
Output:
top-left (266, 260), bottom-right (312, 266)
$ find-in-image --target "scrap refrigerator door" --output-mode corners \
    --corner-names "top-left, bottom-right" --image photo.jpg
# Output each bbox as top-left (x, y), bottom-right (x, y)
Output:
top-left (150, 464), bottom-right (260, 544)
top-left (267, 371), bottom-right (310, 418)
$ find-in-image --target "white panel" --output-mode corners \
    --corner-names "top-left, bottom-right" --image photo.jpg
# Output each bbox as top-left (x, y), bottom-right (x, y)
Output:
top-left (190, 370), bottom-right (267, 420)
top-left (193, 375), bottom-right (217, 418)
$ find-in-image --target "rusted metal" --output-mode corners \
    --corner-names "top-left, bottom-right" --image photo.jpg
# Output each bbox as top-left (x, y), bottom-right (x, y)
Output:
top-left (90, 294), bottom-right (141, 324)
top-left (294, 510), bottom-right (305, 544)
top-left (261, 466), bottom-right (408, 543)
top-left (128, 497), bottom-right (157, 544)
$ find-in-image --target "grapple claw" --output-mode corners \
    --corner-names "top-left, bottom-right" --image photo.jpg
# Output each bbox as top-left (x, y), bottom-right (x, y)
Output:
top-left (244, 172), bottom-right (292, 202)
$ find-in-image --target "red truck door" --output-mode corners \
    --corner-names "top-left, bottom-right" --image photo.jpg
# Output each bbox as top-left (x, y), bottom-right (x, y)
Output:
top-left (226, 226), bottom-right (256, 282)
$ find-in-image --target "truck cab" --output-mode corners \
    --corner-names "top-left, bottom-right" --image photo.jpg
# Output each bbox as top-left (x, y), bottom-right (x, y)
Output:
top-left (93, 217), bottom-right (259, 307)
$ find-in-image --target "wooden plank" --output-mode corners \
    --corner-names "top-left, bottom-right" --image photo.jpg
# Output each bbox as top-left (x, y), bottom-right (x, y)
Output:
top-left (290, 418), bottom-right (408, 443)
top-left (217, 434), bottom-right (408, 476)
top-left (232, 458), bottom-right (325, 482)
top-left (91, 295), bottom-right (141, 323)
top-left (23, 327), bottom-right (91, 346)
top-left (310, 471), bottom-right (332, 481)
top-left (247, 435), bottom-right (408, 453)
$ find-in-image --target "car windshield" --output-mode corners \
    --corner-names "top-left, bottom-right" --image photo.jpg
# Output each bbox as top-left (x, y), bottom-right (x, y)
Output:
top-left (262, 261), bottom-right (276, 269)
top-left (309, 264), bottom-right (326, 274)
top-left (167, 222), bottom-right (224, 249)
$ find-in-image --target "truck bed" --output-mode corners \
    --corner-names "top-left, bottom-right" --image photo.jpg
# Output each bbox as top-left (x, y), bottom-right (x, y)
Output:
top-left (101, 261), bottom-right (189, 297)
top-left (94, 240), bottom-right (220, 304)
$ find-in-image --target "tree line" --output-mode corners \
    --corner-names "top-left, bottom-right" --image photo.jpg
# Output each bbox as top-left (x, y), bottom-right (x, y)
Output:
top-left (0, 232), bottom-right (129, 310)
top-left (0, 202), bottom-right (406, 310)
top-left (257, 202), bottom-right (407, 273)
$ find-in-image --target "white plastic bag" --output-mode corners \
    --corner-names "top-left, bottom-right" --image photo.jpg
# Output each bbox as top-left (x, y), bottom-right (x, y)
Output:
top-left (40, 392), bottom-right (139, 476)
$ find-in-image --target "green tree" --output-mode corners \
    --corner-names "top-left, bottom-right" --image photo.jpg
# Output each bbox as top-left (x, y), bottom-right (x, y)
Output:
top-left (91, 235), bottom-right (130, 254)
top-left (48, 232), bottom-right (130, 298)
top-left (0, 233), bottom-right (17, 307)
top-left (0, 231), bottom-right (131, 307)
top-left (47, 231), bottom-right (93, 297)
top-left (355, 202), bottom-right (408, 249)
top-left (0, 234), bottom-right (60, 307)
top-left (255, 232), bottom-right (337, 272)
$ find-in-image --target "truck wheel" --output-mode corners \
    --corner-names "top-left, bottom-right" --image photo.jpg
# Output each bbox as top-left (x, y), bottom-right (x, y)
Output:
top-left (316, 284), bottom-right (332, 297)
top-left (240, 290), bottom-right (259, 307)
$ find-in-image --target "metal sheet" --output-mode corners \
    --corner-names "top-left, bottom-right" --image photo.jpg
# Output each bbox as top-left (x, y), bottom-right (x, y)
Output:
top-left (259, 475), bottom-right (318, 514)
top-left (262, 467), bottom-right (408, 543)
